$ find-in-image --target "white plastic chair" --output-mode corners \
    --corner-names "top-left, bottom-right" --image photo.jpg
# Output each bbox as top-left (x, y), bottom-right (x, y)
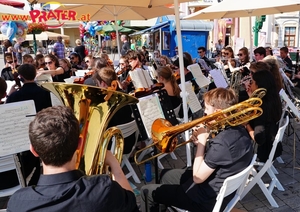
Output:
top-left (240, 115), bottom-right (289, 208)
top-left (168, 154), bottom-right (257, 212)
top-left (0, 154), bottom-right (25, 197)
top-left (117, 120), bottom-right (141, 184)
top-left (213, 154), bottom-right (257, 212)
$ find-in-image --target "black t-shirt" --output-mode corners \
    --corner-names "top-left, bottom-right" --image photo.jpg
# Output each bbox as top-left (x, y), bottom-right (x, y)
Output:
top-left (74, 45), bottom-right (86, 61)
top-left (249, 101), bottom-right (282, 162)
top-left (183, 126), bottom-right (254, 212)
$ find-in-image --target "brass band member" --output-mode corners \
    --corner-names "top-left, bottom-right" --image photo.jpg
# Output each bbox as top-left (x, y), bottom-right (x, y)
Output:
top-left (7, 106), bottom-right (139, 212)
top-left (245, 70), bottom-right (282, 163)
top-left (141, 88), bottom-right (254, 212)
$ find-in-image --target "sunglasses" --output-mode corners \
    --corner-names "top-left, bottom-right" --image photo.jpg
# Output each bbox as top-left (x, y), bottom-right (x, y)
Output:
top-left (85, 60), bottom-right (89, 63)
top-left (45, 61), bottom-right (53, 65)
top-left (237, 54), bottom-right (243, 56)
top-left (7, 60), bottom-right (17, 64)
top-left (70, 57), bottom-right (75, 60)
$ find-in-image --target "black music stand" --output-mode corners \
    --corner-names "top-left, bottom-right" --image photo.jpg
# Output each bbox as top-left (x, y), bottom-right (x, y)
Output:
top-left (131, 91), bottom-right (179, 183)
top-left (155, 89), bottom-right (179, 126)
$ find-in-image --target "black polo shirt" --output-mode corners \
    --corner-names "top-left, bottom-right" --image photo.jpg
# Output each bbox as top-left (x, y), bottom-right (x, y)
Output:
top-left (183, 126), bottom-right (254, 211)
top-left (7, 170), bottom-right (138, 212)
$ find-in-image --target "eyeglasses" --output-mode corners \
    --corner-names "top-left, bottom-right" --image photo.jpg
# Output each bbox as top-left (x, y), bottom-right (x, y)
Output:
top-left (45, 61), bottom-right (53, 65)
top-left (237, 54), bottom-right (243, 56)
top-left (85, 60), bottom-right (89, 63)
top-left (7, 60), bottom-right (17, 64)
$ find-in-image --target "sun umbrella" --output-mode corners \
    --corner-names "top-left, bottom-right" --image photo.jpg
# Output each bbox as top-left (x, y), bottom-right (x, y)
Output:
top-left (0, 4), bottom-right (29, 17)
top-left (101, 25), bottom-right (134, 33)
top-left (27, 31), bottom-right (70, 40)
top-left (56, 4), bottom-right (175, 58)
top-left (28, 0), bottom-right (189, 7)
top-left (0, 31), bottom-right (70, 40)
top-left (184, 0), bottom-right (300, 61)
top-left (184, 0), bottom-right (300, 19)
top-left (0, 0), bottom-right (25, 8)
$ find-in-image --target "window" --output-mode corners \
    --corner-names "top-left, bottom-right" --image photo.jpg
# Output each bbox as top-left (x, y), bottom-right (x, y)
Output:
top-left (284, 27), bottom-right (296, 47)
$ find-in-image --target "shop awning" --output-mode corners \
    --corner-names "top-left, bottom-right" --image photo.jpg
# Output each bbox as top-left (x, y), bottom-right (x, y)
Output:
top-left (130, 21), bottom-right (170, 36)
top-left (179, 20), bottom-right (213, 31)
top-left (130, 20), bottom-right (213, 36)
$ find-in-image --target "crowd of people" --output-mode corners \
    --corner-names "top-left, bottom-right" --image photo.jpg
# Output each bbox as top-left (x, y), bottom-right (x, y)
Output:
top-left (0, 34), bottom-right (297, 212)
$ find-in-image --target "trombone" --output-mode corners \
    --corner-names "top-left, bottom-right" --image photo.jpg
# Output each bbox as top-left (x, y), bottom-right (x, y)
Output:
top-left (134, 88), bottom-right (266, 165)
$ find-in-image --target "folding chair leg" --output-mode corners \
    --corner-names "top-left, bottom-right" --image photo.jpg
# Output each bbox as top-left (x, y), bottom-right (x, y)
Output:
top-left (266, 168), bottom-right (284, 191)
top-left (276, 156), bottom-right (284, 164)
top-left (123, 156), bottom-right (141, 184)
top-left (270, 165), bottom-right (279, 175)
top-left (241, 169), bottom-right (279, 208)
top-left (257, 179), bottom-right (279, 207)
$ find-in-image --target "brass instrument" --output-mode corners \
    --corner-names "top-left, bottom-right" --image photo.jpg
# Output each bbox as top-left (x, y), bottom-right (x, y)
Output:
top-left (134, 88), bottom-right (266, 165)
top-left (229, 62), bottom-right (250, 96)
top-left (41, 82), bottom-right (138, 175)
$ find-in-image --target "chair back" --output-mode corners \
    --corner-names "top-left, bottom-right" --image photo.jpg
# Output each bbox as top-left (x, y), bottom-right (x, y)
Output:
top-left (117, 120), bottom-right (139, 155)
top-left (213, 154), bottom-right (257, 212)
top-left (267, 115), bottom-right (289, 163)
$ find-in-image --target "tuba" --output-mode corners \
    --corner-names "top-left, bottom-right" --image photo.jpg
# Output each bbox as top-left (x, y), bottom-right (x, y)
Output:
top-left (134, 88), bottom-right (266, 165)
top-left (41, 82), bottom-right (138, 175)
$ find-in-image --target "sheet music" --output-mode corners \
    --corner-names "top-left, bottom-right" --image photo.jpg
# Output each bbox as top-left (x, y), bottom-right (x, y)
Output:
top-left (137, 94), bottom-right (165, 138)
top-left (130, 68), bottom-right (154, 89)
top-left (75, 70), bottom-right (89, 77)
top-left (4, 80), bottom-right (15, 102)
top-left (179, 82), bottom-right (202, 113)
top-left (209, 69), bottom-right (228, 88)
top-left (50, 93), bottom-right (63, 106)
top-left (0, 100), bottom-right (36, 157)
top-left (279, 89), bottom-right (300, 119)
top-left (187, 64), bottom-right (210, 88)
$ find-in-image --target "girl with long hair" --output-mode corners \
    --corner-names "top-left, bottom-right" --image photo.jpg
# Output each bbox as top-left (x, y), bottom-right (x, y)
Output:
top-left (36, 54), bottom-right (64, 82)
top-left (156, 66), bottom-right (181, 109)
top-left (245, 70), bottom-right (282, 162)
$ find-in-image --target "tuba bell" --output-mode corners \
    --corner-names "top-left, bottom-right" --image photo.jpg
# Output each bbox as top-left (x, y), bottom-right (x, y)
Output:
top-left (41, 82), bottom-right (138, 175)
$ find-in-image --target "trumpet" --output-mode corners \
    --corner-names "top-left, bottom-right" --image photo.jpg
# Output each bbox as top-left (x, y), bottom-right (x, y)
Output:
top-left (134, 88), bottom-right (266, 165)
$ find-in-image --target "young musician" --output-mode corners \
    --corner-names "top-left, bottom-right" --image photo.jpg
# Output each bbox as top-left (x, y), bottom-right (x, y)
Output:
top-left (245, 70), bottom-right (282, 163)
top-left (6, 64), bottom-right (52, 186)
top-left (1, 53), bottom-right (19, 81)
top-left (156, 66), bottom-right (181, 110)
top-left (7, 106), bottom-right (139, 212)
top-left (141, 88), bottom-right (254, 212)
